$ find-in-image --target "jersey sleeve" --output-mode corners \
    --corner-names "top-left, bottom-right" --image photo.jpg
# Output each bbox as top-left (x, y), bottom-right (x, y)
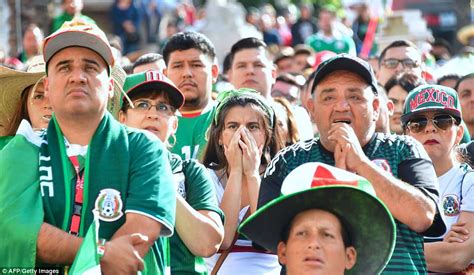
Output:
top-left (398, 136), bottom-right (446, 237)
top-left (182, 159), bottom-right (225, 222)
top-left (258, 151), bottom-right (290, 208)
top-left (127, 132), bottom-right (176, 237)
top-left (461, 171), bottom-right (474, 212)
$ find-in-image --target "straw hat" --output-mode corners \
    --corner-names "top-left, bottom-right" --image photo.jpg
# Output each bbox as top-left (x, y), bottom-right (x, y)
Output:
top-left (108, 64), bottom-right (127, 118)
top-left (457, 24), bottom-right (474, 46)
top-left (0, 55), bottom-right (45, 136)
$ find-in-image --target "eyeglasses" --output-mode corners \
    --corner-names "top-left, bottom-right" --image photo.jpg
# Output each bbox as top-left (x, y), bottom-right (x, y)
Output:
top-left (381, 58), bottom-right (419, 69)
top-left (131, 100), bottom-right (175, 116)
top-left (406, 114), bottom-right (458, 134)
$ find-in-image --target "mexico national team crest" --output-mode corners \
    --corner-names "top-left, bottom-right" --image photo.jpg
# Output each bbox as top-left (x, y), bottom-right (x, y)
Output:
top-left (94, 189), bottom-right (124, 222)
top-left (442, 194), bottom-right (460, 216)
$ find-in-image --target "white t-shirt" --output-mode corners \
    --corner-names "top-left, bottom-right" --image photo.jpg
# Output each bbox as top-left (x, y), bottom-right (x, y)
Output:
top-left (205, 169), bottom-right (281, 275)
top-left (429, 164), bottom-right (474, 240)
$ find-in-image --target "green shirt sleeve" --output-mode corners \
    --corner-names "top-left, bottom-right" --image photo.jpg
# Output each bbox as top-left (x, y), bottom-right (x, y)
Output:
top-left (127, 131), bottom-right (176, 237)
top-left (182, 159), bottom-right (224, 221)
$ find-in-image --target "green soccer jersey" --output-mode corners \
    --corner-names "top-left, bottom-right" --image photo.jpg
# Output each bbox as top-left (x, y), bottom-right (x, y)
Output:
top-left (169, 153), bottom-right (224, 274)
top-left (38, 115), bottom-right (176, 274)
top-left (171, 104), bottom-right (216, 160)
top-left (0, 135), bottom-right (13, 151)
top-left (259, 133), bottom-right (445, 273)
top-left (306, 32), bottom-right (357, 55)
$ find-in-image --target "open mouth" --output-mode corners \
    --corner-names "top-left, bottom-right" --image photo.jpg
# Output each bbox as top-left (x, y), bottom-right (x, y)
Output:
top-left (41, 115), bottom-right (52, 121)
top-left (333, 119), bottom-right (352, 124)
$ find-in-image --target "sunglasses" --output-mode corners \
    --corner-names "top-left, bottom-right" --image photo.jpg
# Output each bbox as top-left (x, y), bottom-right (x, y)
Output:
top-left (381, 58), bottom-right (419, 69)
top-left (406, 114), bottom-right (458, 134)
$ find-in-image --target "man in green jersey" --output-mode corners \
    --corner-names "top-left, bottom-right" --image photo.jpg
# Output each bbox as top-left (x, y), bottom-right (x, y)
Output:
top-left (0, 20), bottom-right (176, 273)
top-left (50, 0), bottom-right (96, 33)
top-left (258, 54), bottom-right (446, 273)
top-left (163, 32), bottom-right (219, 160)
top-left (305, 6), bottom-right (356, 56)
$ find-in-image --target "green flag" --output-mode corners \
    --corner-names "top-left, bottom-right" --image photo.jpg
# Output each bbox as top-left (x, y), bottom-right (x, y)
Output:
top-left (69, 213), bottom-right (102, 274)
top-left (0, 126), bottom-right (43, 267)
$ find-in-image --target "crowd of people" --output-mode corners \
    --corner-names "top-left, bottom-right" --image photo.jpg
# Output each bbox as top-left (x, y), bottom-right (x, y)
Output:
top-left (0, 0), bottom-right (474, 274)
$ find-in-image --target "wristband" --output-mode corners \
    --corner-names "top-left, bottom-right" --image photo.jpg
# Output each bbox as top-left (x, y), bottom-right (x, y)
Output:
top-left (97, 238), bottom-right (106, 258)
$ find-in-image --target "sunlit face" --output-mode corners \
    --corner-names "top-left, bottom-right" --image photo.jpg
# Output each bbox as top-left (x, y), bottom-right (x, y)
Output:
top-left (228, 47), bottom-right (276, 99)
top-left (377, 46), bottom-right (422, 86)
top-left (63, 0), bottom-right (83, 15)
top-left (277, 209), bottom-right (357, 275)
top-left (457, 78), bottom-right (474, 125)
top-left (26, 82), bottom-right (52, 130)
top-left (387, 85), bottom-right (408, 134)
top-left (44, 47), bottom-right (113, 120)
top-left (318, 11), bottom-right (333, 33)
top-left (276, 57), bottom-right (293, 74)
top-left (22, 28), bottom-right (41, 56)
top-left (293, 53), bottom-right (311, 73)
top-left (405, 111), bottom-right (463, 163)
top-left (307, 71), bottom-right (379, 152)
top-left (165, 49), bottom-right (218, 111)
top-left (119, 93), bottom-right (177, 142)
top-left (218, 105), bottom-right (267, 149)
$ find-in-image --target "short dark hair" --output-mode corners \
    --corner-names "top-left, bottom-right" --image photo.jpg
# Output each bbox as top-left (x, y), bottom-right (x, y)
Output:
top-left (222, 52), bottom-right (232, 74)
top-left (384, 72), bottom-right (425, 94)
top-left (455, 73), bottom-right (474, 91)
top-left (437, 74), bottom-right (461, 86)
top-left (432, 38), bottom-right (452, 55)
top-left (229, 37), bottom-right (270, 66)
top-left (280, 210), bottom-right (353, 248)
top-left (133, 53), bottom-right (163, 71)
top-left (378, 40), bottom-right (418, 65)
top-left (162, 32), bottom-right (216, 65)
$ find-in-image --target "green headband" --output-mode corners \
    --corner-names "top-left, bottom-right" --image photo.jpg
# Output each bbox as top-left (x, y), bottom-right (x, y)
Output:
top-left (214, 88), bottom-right (275, 127)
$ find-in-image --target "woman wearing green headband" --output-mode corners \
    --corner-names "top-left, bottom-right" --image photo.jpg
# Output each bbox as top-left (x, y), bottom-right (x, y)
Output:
top-left (202, 89), bottom-right (284, 274)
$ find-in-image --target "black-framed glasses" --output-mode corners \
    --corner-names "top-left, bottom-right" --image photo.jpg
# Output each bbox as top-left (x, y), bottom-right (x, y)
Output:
top-left (131, 99), bottom-right (175, 116)
top-left (406, 114), bottom-right (458, 134)
top-left (382, 58), bottom-right (419, 69)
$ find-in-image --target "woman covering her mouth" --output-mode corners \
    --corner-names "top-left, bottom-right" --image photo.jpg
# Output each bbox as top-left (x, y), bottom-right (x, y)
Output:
top-left (402, 84), bottom-right (474, 273)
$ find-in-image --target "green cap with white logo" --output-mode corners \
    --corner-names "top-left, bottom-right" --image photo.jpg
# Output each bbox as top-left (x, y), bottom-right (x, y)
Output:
top-left (401, 84), bottom-right (462, 125)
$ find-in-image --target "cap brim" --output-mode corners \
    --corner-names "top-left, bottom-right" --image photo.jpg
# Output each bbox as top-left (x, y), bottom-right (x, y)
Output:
top-left (126, 81), bottom-right (185, 110)
top-left (311, 58), bottom-right (377, 94)
top-left (401, 107), bottom-right (462, 125)
top-left (44, 30), bottom-right (114, 68)
top-left (0, 67), bottom-right (45, 136)
top-left (239, 186), bottom-right (395, 274)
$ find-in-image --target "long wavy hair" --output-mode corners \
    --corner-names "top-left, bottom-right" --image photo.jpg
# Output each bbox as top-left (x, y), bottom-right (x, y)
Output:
top-left (202, 96), bottom-right (284, 172)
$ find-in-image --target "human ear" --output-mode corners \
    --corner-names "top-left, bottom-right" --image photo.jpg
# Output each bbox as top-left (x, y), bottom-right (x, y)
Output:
top-left (344, 246), bottom-right (357, 270)
top-left (277, 241), bottom-right (287, 265)
top-left (118, 110), bottom-right (126, 123)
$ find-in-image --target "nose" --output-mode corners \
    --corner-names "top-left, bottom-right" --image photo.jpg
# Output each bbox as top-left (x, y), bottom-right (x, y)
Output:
top-left (146, 106), bottom-right (160, 119)
top-left (69, 67), bottom-right (86, 84)
top-left (245, 65), bottom-right (255, 75)
top-left (182, 64), bottom-right (193, 78)
top-left (333, 98), bottom-right (350, 112)
top-left (423, 119), bottom-right (437, 133)
top-left (307, 235), bottom-right (321, 250)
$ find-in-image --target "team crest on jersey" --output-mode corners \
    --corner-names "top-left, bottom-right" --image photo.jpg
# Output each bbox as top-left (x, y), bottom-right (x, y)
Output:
top-left (94, 189), bottom-right (123, 222)
top-left (371, 159), bottom-right (392, 174)
top-left (442, 194), bottom-right (460, 216)
top-left (174, 172), bottom-right (187, 199)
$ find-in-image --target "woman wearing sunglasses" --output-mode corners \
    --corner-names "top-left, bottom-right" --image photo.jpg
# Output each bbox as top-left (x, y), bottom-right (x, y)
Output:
top-left (401, 84), bottom-right (474, 273)
top-left (119, 70), bottom-right (225, 274)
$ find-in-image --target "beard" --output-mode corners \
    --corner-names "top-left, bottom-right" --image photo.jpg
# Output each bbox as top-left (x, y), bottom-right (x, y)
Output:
top-left (184, 96), bottom-right (201, 108)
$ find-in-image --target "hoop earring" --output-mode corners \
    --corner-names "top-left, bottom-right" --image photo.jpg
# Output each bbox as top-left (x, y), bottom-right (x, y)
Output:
top-left (168, 134), bottom-right (177, 147)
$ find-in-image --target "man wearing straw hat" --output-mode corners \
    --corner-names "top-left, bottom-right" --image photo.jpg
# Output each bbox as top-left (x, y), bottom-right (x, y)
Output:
top-left (0, 19), bottom-right (176, 274)
top-left (241, 162), bottom-right (396, 274)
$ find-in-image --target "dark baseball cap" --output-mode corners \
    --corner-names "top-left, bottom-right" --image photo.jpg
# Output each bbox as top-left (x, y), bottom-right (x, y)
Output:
top-left (311, 54), bottom-right (378, 95)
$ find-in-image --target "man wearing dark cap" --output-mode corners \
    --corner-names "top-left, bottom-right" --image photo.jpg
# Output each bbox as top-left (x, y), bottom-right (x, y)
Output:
top-left (258, 54), bottom-right (446, 273)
